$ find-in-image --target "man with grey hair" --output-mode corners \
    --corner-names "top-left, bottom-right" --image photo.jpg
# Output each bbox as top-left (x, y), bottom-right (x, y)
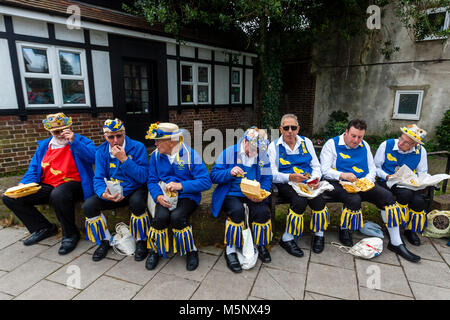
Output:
top-left (268, 114), bottom-right (329, 255)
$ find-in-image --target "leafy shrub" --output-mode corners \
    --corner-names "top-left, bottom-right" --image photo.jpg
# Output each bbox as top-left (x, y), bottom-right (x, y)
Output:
top-left (435, 109), bottom-right (450, 152)
top-left (323, 110), bottom-right (349, 141)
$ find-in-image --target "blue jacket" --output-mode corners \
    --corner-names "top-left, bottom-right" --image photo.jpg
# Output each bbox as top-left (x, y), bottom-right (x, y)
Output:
top-left (21, 134), bottom-right (96, 200)
top-left (210, 139), bottom-right (272, 217)
top-left (147, 143), bottom-right (212, 205)
top-left (94, 136), bottom-right (149, 199)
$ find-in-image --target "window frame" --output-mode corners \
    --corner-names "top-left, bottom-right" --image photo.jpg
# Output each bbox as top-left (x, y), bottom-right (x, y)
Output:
top-left (421, 7), bottom-right (450, 41)
top-left (231, 68), bottom-right (242, 104)
top-left (392, 90), bottom-right (424, 121)
top-left (180, 62), bottom-right (211, 105)
top-left (17, 42), bottom-right (90, 108)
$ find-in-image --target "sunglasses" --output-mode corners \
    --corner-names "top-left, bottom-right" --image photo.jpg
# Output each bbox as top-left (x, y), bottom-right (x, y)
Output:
top-left (52, 130), bottom-right (63, 135)
top-left (106, 134), bottom-right (124, 140)
top-left (282, 125), bottom-right (298, 131)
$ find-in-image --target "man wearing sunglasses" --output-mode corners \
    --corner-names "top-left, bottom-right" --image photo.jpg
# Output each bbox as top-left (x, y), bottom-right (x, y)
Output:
top-left (268, 114), bottom-right (328, 256)
top-left (82, 119), bottom-right (149, 262)
top-left (320, 119), bottom-right (421, 262)
top-left (2, 113), bottom-right (96, 255)
top-left (374, 124), bottom-right (429, 246)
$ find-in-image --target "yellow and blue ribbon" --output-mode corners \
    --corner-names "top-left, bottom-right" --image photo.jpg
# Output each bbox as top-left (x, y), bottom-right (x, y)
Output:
top-left (286, 209), bottom-right (304, 237)
top-left (252, 220), bottom-right (273, 246)
top-left (407, 209), bottom-right (427, 233)
top-left (85, 215), bottom-right (108, 245)
top-left (396, 202), bottom-right (409, 227)
top-left (224, 219), bottom-right (244, 249)
top-left (310, 207), bottom-right (329, 233)
top-left (173, 226), bottom-right (195, 256)
top-left (384, 204), bottom-right (403, 228)
top-left (340, 207), bottom-right (364, 231)
top-left (130, 213), bottom-right (150, 241)
top-left (147, 227), bottom-right (170, 258)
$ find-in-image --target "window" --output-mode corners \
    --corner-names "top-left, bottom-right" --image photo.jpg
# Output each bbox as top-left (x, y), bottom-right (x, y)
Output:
top-left (393, 90), bottom-right (424, 120)
top-left (231, 68), bottom-right (242, 104)
top-left (17, 42), bottom-right (90, 108)
top-left (419, 7), bottom-right (449, 40)
top-left (180, 63), bottom-right (210, 104)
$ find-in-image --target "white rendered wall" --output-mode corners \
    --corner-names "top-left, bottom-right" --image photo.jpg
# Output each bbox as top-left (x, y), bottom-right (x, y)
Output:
top-left (91, 50), bottom-right (113, 107)
top-left (12, 16), bottom-right (48, 38)
top-left (54, 23), bottom-right (84, 43)
top-left (89, 30), bottom-right (108, 46)
top-left (245, 69), bottom-right (253, 104)
top-left (0, 39), bottom-right (18, 109)
top-left (167, 59), bottom-right (178, 106)
top-left (215, 65), bottom-right (229, 105)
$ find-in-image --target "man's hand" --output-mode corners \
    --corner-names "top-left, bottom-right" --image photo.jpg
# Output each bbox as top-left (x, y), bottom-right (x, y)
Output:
top-left (289, 173), bottom-right (308, 183)
top-left (340, 172), bottom-right (357, 182)
top-left (247, 195), bottom-right (263, 203)
top-left (309, 181), bottom-right (320, 190)
top-left (111, 145), bottom-right (127, 163)
top-left (62, 129), bottom-right (75, 143)
top-left (157, 195), bottom-right (172, 208)
top-left (386, 175), bottom-right (392, 181)
top-left (102, 188), bottom-right (124, 202)
top-left (230, 166), bottom-right (245, 177)
top-left (166, 182), bottom-right (183, 192)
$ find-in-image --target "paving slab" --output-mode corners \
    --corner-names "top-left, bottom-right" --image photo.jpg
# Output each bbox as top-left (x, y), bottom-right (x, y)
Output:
top-left (38, 234), bottom-right (63, 247)
top-left (212, 253), bottom-right (262, 280)
top-left (355, 260), bottom-right (413, 297)
top-left (0, 292), bottom-right (13, 300)
top-left (0, 257), bottom-right (62, 296)
top-left (297, 234), bottom-right (312, 250)
top-left (247, 296), bottom-right (264, 300)
top-left (310, 242), bottom-right (354, 270)
top-left (251, 265), bottom-right (306, 300)
top-left (86, 244), bottom-right (126, 261)
top-left (430, 237), bottom-right (450, 255)
top-left (0, 271), bottom-right (7, 278)
top-left (198, 246), bottom-right (223, 256)
top-left (407, 241), bottom-right (444, 262)
top-left (46, 253), bottom-right (117, 289)
top-left (39, 239), bottom-right (95, 264)
top-left (160, 251), bottom-right (219, 282)
top-left (190, 269), bottom-right (255, 300)
top-left (304, 291), bottom-right (340, 300)
top-left (410, 281), bottom-right (450, 300)
top-left (0, 227), bottom-right (28, 250)
top-left (106, 255), bottom-right (169, 286)
top-left (74, 275), bottom-right (142, 300)
top-left (306, 262), bottom-right (358, 300)
top-left (0, 242), bottom-right (48, 271)
top-left (442, 253), bottom-right (450, 265)
top-left (15, 279), bottom-right (80, 300)
top-left (133, 272), bottom-right (200, 300)
top-left (359, 287), bottom-right (414, 300)
top-left (263, 245), bottom-right (309, 274)
top-left (370, 244), bottom-right (401, 266)
top-left (401, 259), bottom-right (450, 289)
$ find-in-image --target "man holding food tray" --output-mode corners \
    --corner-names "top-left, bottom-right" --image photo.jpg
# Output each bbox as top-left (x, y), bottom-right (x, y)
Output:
top-left (2, 113), bottom-right (96, 255)
top-left (82, 119), bottom-right (149, 262)
top-left (146, 122), bottom-right (212, 272)
top-left (268, 114), bottom-right (329, 255)
top-left (374, 124), bottom-right (429, 246)
top-left (320, 119), bottom-right (421, 262)
top-left (211, 127), bottom-right (272, 273)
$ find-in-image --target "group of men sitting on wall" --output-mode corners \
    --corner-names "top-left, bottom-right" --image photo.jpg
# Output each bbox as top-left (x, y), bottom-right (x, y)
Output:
top-left (3, 112), bottom-right (431, 273)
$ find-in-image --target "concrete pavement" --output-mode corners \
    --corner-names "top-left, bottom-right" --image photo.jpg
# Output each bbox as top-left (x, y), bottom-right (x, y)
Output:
top-left (0, 225), bottom-right (449, 300)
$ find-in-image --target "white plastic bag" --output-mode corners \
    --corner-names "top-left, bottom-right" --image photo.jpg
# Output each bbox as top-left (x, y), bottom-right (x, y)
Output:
top-left (332, 237), bottom-right (383, 259)
top-left (147, 181), bottom-right (178, 218)
top-left (104, 178), bottom-right (123, 198)
top-left (110, 222), bottom-right (136, 256)
top-left (289, 180), bottom-right (335, 199)
top-left (387, 165), bottom-right (450, 191)
top-left (236, 203), bottom-right (258, 269)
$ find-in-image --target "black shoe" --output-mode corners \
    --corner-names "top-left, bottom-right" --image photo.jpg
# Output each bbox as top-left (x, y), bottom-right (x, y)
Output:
top-left (58, 233), bottom-right (79, 255)
top-left (387, 242), bottom-right (421, 263)
top-left (145, 252), bottom-right (160, 270)
top-left (225, 252), bottom-right (242, 273)
top-left (279, 239), bottom-right (304, 257)
top-left (186, 251), bottom-right (199, 271)
top-left (257, 246), bottom-right (271, 263)
top-left (404, 230), bottom-right (421, 246)
top-left (339, 229), bottom-right (353, 246)
top-left (312, 235), bottom-right (325, 254)
top-left (23, 224), bottom-right (58, 246)
top-left (134, 240), bottom-right (148, 261)
top-left (92, 240), bottom-right (110, 261)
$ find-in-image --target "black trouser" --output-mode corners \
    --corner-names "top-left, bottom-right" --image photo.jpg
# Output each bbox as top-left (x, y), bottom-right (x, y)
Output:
top-left (222, 196), bottom-right (271, 224)
top-left (325, 180), bottom-right (396, 210)
top-left (152, 198), bottom-right (198, 230)
top-left (82, 186), bottom-right (148, 218)
top-left (275, 183), bottom-right (326, 213)
top-left (378, 181), bottom-right (426, 212)
top-left (2, 181), bottom-right (83, 237)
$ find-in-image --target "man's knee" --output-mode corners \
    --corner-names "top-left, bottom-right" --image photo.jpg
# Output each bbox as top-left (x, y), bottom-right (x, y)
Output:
top-left (393, 188), bottom-right (414, 205)
top-left (228, 205), bottom-right (245, 224)
top-left (290, 196), bottom-right (308, 214)
top-left (343, 195), bottom-right (362, 210)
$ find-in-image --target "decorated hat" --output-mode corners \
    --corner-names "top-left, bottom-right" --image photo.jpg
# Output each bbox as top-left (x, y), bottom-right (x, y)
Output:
top-left (244, 126), bottom-right (269, 152)
top-left (103, 119), bottom-right (125, 133)
top-left (145, 122), bottom-right (183, 140)
top-left (400, 124), bottom-right (427, 145)
top-left (42, 113), bottom-right (72, 132)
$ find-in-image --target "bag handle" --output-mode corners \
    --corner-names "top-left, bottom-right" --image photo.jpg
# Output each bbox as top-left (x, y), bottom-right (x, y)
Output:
top-left (331, 241), bottom-right (352, 255)
top-left (243, 203), bottom-right (250, 229)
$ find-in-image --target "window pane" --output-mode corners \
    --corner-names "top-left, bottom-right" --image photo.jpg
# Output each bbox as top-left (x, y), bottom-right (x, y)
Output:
top-left (182, 65), bottom-right (193, 82)
top-left (398, 94), bottom-right (419, 115)
top-left (141, 66), bottom-right (147, 78)
top-left (61, 80), bottom-right (86, 104)
top-left (123, 64), bottom-right (131, 77)
top-left (59, 51), bottom-right (81, 75)
top-left (25, 78), bottom-right (54, 104)
top-left (198, 67), bottom-right (208, 83)
top-left (232, 70), bottom-right (240, 85)
top-left (181, 84), bottom-right (193, 103)
top-left (231, 87), bottom-right (241, 103)
top-left (22, 48), bottom-right (49, 73)
top-left (198, 85), bottom-right (209, 103)
top-left (428, 12), bottom-right (446, 32)
top-left (141, 78), bottom-right (148, 90)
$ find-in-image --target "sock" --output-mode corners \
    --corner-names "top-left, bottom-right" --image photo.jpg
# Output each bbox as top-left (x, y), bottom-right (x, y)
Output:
top-left (381, 209), bottom-right (402, 246)
top-left (226, 245), bottom-right (236, 255)
top-left (315, 231), bottom-right (324, 237)
top-left (282, 231), bottom-right (294, 242)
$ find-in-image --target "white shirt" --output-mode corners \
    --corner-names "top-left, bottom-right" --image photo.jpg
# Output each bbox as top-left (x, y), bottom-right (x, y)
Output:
top-left (239, 140), bottom-right (257, 167)
top-left (320, 134), bottom-right (377, 182)
top-left (48, 137), bottom-right (68, 150)
top-left (267, 135), bottom-right (321, 184)
top-left (374, 139), bottom-right (428, 180)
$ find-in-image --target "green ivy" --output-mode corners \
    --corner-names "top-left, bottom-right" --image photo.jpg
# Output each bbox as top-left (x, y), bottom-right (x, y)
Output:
top-left (436, 109), bottom-right (450, 151)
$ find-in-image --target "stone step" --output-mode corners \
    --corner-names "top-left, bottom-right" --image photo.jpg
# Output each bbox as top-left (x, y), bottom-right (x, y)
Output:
top-left (432, 194), bottom-right (450, 211)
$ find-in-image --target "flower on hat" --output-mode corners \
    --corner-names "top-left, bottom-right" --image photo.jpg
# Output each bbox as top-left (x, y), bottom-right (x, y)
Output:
top-left (145, 122), bottom-right (160, 139)
top-left (400, 124), bottom-right (427, 145)
top-left (42, 113), bottom-right (72, 132)
top-left (244, 127), bottom-right (269, 152)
